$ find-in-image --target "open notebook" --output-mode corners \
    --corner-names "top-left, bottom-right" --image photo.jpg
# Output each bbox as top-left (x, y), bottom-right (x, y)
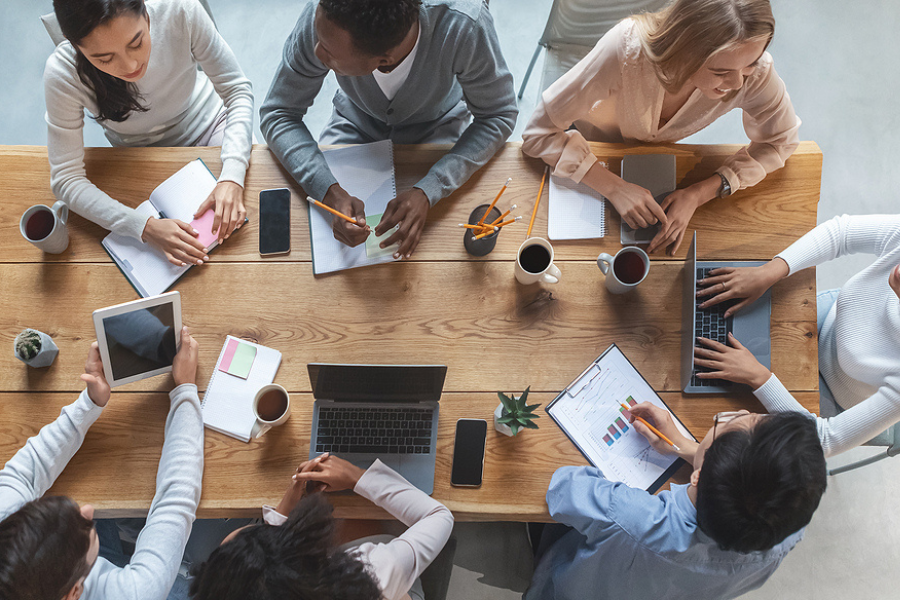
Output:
top-left (102, 159), bottom-right (229, 297)
top-left (548, 174), bottom-right (607, 240)
top-left (201, 336), bottom-right (283, 442)
top-left (309, 140), bottom-right (399, 275)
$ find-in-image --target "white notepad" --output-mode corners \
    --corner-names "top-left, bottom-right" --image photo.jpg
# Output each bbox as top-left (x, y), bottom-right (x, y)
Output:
top-left (201, 336), bottom-right (283, 442)
top-left (308, 140), bottom-right (399, 275)
top-left (548, 175), bottom-right (607, 240)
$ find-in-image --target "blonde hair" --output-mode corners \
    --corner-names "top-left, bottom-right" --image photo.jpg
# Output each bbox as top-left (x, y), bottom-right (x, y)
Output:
top-left (632, 0), bottom-right (775, 93)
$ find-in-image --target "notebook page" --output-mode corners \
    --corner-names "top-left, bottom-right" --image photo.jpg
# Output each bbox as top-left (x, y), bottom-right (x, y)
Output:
top-left (202, 336), bottom-right (283, 442)
top-left (149, 159), bottom-right (217, 222)
top-left (309, 140), bottom-right (398, 274)
top-left (548, 175), bottom-right (607, 240)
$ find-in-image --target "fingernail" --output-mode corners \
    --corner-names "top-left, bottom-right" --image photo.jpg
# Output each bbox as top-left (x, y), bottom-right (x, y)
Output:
top-left (405, 254), bottom-right (411, 259)
top-left (181, 262), bottom-right (187, 267)
top-left (193, 229), bottom-right (199, 234)
top-left (393, 252), bottom-right (401, 259)
top-left (196, 260), bottom-right (203, 265)
top-left (204, 256), bottom-right (210, 261)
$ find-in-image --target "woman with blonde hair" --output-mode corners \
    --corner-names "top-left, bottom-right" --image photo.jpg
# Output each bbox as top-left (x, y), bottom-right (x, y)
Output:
top-left (522, 0), bottom-right (800, 255)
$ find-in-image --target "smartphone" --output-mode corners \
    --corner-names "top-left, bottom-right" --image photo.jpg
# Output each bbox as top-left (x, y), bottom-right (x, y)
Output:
top-left (620, 154), bottom-right (676, 245)
top-left (259, 188), bottom-right (291, 256)
top-left (451, 418), bottom-right (487, 487)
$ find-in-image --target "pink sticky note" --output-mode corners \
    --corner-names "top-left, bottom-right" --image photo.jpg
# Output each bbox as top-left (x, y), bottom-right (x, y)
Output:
top-left (219, 338), bottom-right (239, 373)
top-left (190, 209), bottom-right (219, 249)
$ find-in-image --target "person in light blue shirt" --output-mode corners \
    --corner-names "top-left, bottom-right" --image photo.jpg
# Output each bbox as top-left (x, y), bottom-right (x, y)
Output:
top-left (525, 404), bottom-right (827, 600)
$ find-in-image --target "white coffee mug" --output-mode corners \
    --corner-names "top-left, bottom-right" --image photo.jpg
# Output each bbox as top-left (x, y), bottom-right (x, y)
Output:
top-left (251, 384), bottom-right (291, 439)
top-left (20, 201), bottom-right (69, 254)
top-left (515, 237), bottom-right (562, 285)
top-left (597, 246), bottom-right (650, 294)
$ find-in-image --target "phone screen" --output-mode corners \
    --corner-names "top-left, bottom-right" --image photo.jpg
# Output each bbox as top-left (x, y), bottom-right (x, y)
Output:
top-left (259, 189), bottom-right (291, 256)
top-left (451, 419), bottom-right (487, 487)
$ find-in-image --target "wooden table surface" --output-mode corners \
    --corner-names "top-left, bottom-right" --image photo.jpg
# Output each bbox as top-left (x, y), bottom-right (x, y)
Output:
top-left (0, 141), bottom-right (821, 520)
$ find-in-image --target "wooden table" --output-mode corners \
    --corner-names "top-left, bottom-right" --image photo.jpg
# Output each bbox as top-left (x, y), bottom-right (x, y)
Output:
top-left (0, 142), bottom-right (821, 520)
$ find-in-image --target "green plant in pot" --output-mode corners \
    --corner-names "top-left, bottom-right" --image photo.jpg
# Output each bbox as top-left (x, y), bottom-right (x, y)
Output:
top-left (493, 387), bottom-right (541, 437)
top-left (13, 328), bottom-right (59, 368)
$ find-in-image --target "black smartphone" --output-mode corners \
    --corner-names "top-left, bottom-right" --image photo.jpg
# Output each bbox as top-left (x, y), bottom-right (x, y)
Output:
top-left (451, 418), bottom-right (487, 487)
top-left (259, 188), bottom-right (291, 256)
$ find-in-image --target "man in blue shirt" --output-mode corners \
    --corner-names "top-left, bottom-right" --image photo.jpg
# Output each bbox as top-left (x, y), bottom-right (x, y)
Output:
top-left (526, 403), bottom-right (827, 600)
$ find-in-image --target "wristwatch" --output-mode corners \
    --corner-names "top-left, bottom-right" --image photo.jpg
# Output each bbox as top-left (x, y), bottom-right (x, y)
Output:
top-left (717, 173), bottom-right (732, 198)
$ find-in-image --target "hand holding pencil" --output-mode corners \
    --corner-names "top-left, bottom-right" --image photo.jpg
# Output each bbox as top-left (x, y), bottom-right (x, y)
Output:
top-left (626, 402), bottom-right (694, 457)
top-left (318, 185), bottom-right (371, 248)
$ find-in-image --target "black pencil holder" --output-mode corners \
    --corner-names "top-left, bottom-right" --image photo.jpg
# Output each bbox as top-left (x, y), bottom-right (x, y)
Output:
top-left (464, 204), bottom-right (501, 257)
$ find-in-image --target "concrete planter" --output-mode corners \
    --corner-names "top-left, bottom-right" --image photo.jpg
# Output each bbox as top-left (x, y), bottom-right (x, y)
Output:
top-left (14, 329), bottom-right (58, 368)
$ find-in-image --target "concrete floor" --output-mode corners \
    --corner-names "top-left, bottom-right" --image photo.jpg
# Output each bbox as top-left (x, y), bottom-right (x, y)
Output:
top-left (2, 1), bottom-right (899, 598)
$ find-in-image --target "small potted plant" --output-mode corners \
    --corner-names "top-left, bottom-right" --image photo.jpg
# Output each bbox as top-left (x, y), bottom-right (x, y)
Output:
top-left (14, 328), bottom-right (59, 368)
top-left (494, 386), bottom-right (541, 437)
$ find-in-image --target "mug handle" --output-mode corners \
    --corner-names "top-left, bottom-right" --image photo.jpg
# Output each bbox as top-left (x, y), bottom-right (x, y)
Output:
top-left (52, 200), bottom-right (69, 226)
top-left (597, 253), bottom-right (614, 275)
top-left (541, 263), bottom-right (562, 284)
top-left (253, 423), bottom-right (272, 439)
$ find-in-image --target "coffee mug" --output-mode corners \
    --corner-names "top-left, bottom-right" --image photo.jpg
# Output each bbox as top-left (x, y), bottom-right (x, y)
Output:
top-left (252, 384), bottom-right (291, 439)
top-left (515, 237), bottom-right (562, 285)
top-left (20, 201), bottom-right (69, 254)
top-left (597, 246), bottom-right (649, 294)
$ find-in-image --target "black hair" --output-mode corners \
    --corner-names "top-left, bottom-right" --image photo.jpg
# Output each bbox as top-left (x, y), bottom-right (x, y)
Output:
top-left (0, 496), bottom-right (95, 600)
top-left (189, 494), bottom-right (382, 600)
top-left (53, 0), bottom-right (150, 122)
top-left (319, 0), bottom-right (422, 56)
top-left (696, 411), bottom-right (827, 553)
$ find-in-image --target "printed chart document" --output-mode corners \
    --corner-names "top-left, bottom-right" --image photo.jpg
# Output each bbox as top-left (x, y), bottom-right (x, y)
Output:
top-left (309, 140), bottom-right (400, 274)
top-left (548, 174), bottom-right (607, 240)
top-left (547, 344), bottom-right (695, 492)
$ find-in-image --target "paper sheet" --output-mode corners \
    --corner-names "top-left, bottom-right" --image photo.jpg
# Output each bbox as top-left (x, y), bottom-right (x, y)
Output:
top-left (365, 213), bottom-right (400, 259)
top-left (548, 175), bottom-right (607, 240)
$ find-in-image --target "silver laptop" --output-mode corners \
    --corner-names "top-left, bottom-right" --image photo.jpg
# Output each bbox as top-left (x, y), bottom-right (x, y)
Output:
top-left (681, 233), bottom-right (772, 393)
top-left (308, 364), bottom-right (447, 494)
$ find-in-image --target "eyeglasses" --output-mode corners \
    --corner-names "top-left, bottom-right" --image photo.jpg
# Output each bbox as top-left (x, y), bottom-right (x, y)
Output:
top-left (712, 411), bottom-right (747, 441)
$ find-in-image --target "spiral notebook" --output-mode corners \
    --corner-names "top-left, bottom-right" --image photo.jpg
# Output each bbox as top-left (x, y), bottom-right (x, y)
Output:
top-left (201, 336), bottom-right (283, 442)
top-left (308, 140), bottom-right (399, 274)
top-left (548, 174), bottom-right (607, 240)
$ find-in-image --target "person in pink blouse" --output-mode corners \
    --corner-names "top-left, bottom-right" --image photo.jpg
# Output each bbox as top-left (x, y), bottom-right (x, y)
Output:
top-left (522, 0), bottom-right (800, 255)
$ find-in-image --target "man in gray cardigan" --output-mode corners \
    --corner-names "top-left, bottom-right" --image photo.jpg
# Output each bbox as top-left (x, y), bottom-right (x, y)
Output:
top-left (261, 0), bottom-right (517, 258)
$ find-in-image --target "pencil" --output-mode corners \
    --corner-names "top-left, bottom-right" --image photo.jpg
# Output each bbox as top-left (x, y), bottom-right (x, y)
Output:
top-left (478, 177), bottom-right (512, 225)
top-left (527, 166), bottom-right (549, 238)
top-left (306, 196), bottom-right (369, 230)
top-left (459, 223), bottom-right (498, 232)
top-left (620, 403), bottom-right (681, 452)
top-left (492, 216), bottom-right (521, 228)
top-left (489, 204), bottom-right (517, 226)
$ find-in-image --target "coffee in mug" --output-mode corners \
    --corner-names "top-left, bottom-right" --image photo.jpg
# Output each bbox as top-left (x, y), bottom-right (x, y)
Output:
top-left (597, 247), bottom-right (650, 294)
top-left (515, 237), bottom-right (562, 285)
top-left (613, 250), bottom-right (647, 284)
top-left (19, 201), bottom-right (69, 254)
top-left (252, 384), bottom-right (291, 439)
top-left (520, 244), bottom-right (552, 274)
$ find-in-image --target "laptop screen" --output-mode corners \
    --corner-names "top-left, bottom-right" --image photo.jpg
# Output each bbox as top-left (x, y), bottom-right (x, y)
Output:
top-left (308, 364), bottom-right (447, 402)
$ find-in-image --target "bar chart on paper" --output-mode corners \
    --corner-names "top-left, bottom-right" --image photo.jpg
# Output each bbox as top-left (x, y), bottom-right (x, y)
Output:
top-left (548, 346), bottom-right (694, 490)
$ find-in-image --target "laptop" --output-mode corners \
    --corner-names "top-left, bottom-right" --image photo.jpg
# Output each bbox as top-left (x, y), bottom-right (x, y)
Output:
top-left (307, 363), bottom-right (447, 494)
top-left (681, 232), bottom-right (772, 393)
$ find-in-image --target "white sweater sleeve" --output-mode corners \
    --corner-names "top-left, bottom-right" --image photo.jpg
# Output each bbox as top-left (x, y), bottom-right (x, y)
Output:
top-left (352, 460), bottom-right (454, 600)
top-left (776, 214), bottom-right (900, 275)
top-left (184, 0), bottom-right (254, 187)
top-left (754, 374), bottom-right (900, 457)
top-left (0, 391), bottom-right (103, 520)
top-left (89, 384), bottom-right (204, 600)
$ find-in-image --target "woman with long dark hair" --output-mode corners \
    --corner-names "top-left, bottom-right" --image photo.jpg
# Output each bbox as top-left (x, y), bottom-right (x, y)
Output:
top-left (45, 0), bottom-right (253, 266)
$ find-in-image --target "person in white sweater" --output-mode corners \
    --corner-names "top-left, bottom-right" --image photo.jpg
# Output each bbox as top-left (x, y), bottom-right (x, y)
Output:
top-left (692, 214), bottom-right (900, 456)
top-left (0, 327), bottom-right (203, 600)
top-left (188, 454), bottom-right (455, 600)
top-left (46, 0), bottom-right (254, 266)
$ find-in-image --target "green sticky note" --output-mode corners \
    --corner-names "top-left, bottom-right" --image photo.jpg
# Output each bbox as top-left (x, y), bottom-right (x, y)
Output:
top-left (365, 213), bottom-right (399, 259)
top-left (227, 341), bottom-right (257, 379)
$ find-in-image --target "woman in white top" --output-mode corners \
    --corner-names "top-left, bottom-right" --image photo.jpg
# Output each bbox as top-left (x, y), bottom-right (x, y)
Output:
top-left (521, 0), bottom-right (800, 255)
top-left (189, 454), bottom-right (454, 600)
top-left (691, 214), bottom-right (900, 457)
top-left (46, 0), bottom-right (253, 266)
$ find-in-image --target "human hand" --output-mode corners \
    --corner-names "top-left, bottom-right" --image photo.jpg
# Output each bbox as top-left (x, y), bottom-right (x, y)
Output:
top-left (696, 258), bottom-right (789, 318)
top-left (323, 184), bottom-right (369, 247)
top-left (889, 264), bottom-right (900, 299)
top-left (605, 179), bottom-right (668, 230)
top-left (647, 189), bottom-right (698, 255)
top-left (375, 187), bottom-right (429, 259)
top-left (628, 402), bottom-right (696, 458)
top-left (171, 326), bottom-right (199, 386)
top-left (694, 333), bottom-right (772, 389)
top-left (274, 452), bottom-right (330, 516)
top-left (142, 218), bottom-right (209, 267)
top-left (292, 454), bottom-right (366, 493)
top-left (80, 341), bottom-right (111, 407)
top-left (194, 181), bottom-right (246, 244)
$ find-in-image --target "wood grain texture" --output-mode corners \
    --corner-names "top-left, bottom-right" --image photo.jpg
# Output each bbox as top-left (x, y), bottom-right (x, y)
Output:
top-left (0, 142), bottom-right (821, 264)
top-left (0, 262), bottom-right (817, 394)
top-left (0, 390), bottom-right (818, 520)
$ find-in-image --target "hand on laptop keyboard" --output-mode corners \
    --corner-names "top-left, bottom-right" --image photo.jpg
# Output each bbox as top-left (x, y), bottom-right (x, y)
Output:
top-left (693, 334), bottom-right (772, 389)
top-left (696, 261), bottom-right (787, 318)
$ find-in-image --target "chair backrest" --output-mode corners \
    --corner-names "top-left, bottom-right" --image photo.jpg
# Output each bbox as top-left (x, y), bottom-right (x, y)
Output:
top-left (41, 12), bottom-right (66, 47)
top-left (539, 0), bottom-right (669, 48)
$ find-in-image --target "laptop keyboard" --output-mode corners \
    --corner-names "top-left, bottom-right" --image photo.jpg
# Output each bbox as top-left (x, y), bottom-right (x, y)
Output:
top-left (692, 267), bottom-right (735, 388)
top-left (314, 407), bottom-right (434, 455)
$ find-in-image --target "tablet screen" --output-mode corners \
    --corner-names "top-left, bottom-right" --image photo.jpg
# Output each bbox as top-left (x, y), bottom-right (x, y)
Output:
top-left (102, 302), bottom-right (177, 381)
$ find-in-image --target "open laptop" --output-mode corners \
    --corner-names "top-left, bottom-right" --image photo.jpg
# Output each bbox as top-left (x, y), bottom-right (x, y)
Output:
top-left (681, 232), bottom-right (772, 393)
top-left (307, 363), bottom-right (447, 494)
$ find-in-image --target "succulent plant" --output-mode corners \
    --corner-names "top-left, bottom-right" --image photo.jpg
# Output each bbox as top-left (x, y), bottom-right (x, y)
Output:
top-left (497, 387), bottom-right (541, 436)
top-left (15, 329), bottom-right (42, 360)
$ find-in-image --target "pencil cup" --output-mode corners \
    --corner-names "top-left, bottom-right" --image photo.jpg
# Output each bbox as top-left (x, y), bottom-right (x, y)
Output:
top-left (464, 204), bottom-right (501, 257)
top-left (20, 201), bottom-right (69, 254)
top-left (252, 384), bottom-right (291, 439)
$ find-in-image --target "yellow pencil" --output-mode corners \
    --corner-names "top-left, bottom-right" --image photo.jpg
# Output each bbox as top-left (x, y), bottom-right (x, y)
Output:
top-left (489, 204), bottom-right (517, 226)
top-left (526, 166), bottom-right (549, 238)
top-left (620, 403), bottom-right (681, 452)
top-left (478, 177), bottom-right (512, 225)
top-left (459, 223), bottom-right (498, 231)
top-left (306, 196), bottom-right (369, 230)
top-left (493, 216), bottom-right (522, 229)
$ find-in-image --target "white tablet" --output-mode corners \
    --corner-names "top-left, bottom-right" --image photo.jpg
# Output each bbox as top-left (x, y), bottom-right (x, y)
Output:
top-left (92, 291), bottom-right (182, 388)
